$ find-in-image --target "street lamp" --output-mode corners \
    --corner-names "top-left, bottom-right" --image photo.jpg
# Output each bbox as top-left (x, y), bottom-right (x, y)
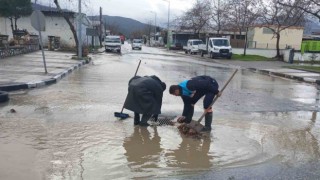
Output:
top-left (163, 0), bottom-right (170, 50)
top-left (150, 11), bottom-right (157, 44)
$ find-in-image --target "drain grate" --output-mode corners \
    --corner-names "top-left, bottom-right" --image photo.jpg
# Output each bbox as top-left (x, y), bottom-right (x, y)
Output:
top-left (149, 115), bottom-right (176, 126)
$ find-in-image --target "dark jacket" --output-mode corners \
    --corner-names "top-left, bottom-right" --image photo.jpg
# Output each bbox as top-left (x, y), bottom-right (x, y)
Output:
top-left (124, 75), bottom-right (166, 114)
top-left (180, 75), bottom-right (219, 109)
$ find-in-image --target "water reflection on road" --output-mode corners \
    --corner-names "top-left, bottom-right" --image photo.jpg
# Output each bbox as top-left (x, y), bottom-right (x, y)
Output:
top-left (0, 47), bottom-right (319, 179)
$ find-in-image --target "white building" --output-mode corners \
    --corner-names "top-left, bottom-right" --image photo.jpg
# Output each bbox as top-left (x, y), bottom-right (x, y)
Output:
top-left (0, 3), bottom-right (85, 48)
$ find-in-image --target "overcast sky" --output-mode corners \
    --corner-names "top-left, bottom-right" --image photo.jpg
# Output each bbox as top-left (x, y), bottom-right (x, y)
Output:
top-left (37, 0), bottom-right (194, 26)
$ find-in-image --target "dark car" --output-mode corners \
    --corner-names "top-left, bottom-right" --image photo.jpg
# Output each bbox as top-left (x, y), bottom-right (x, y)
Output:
top-left (169, 42), bottom-right (183, 50)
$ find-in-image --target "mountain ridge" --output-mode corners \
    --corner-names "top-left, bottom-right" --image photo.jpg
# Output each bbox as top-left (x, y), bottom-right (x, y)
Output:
top-left (88, 15), bottom-right (152, 38)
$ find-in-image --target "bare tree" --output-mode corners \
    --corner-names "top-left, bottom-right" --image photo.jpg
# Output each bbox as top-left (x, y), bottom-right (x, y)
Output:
top-left (174, 0), bottom-right (211, 37)
top-left (278, 0), bottom-right (319, 20)
top-left (226, 0), bottom-right (260, 35)
top-left (0, 0), bottom-right (32, 36)
top-left (258, 0), bottom-right (306, 58)
top-left (210, 0), bottom-right (229, 35)
top-left (54, 0), bottom-right (79, 51)
top-left (143, 20), bottom-right (153, 46)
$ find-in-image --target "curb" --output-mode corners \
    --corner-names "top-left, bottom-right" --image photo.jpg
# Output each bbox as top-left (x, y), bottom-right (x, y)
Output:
top-left (0, 83), bottom-right (28, 91)
top-left (0, 60), bottom-right (85, 92)
top-left (248, 68), bottom-right (319, 85)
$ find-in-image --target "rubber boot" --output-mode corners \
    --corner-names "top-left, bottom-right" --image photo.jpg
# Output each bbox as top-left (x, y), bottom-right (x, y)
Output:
top-left (184, 107), bottom-right (194, 124)
top-left (202, 112), bottom-right (212, 132)
top-left (140, 114), bottom-right (151, 126)
top-left (134, 112), bottom-right (140, 125)
top-left (152, 114), bottom-right (158, 122)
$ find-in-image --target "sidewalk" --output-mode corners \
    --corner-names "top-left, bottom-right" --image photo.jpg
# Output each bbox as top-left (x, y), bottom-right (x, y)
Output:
top-left (213, 59), bottom-right (320, 86)
top-left (0, 50), bottom-right (86, 91)
top-left (172, 50), bottom-right (320, 86)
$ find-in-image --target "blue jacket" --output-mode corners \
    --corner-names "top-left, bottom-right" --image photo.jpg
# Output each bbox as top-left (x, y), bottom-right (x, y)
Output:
top-left (179, 75), bottom-right (219, 109)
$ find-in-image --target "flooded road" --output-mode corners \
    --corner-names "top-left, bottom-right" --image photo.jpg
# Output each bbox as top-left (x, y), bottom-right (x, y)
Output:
top-left (0, 45), bottom-right (319, 179)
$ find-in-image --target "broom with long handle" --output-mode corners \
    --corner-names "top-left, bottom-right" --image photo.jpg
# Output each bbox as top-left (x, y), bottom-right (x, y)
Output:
top-left (188, 69), bottom-right (238, 132)
top-left (114, 59), bottom-right (141, 119)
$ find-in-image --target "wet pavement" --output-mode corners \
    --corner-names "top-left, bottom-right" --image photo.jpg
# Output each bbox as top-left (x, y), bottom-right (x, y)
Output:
top-left (0, 44), bottom-right (320, 179)
top-left (0, 51), bottom-right (85, 91)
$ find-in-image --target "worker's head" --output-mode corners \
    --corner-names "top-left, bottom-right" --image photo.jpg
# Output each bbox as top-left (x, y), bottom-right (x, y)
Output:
top-left (169, 85), bottom-right (181, 96)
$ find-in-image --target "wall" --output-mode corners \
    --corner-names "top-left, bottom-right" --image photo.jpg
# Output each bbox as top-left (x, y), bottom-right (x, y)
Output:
top-left (233, 48), bottom-right (278, 58)
top-left (293, 52), bottom-right (320, 62)
top-left (0, 15), bottom-right (77, 48)
top-left (250, 26), bottom-right (304, 50)
top-left (233, 48), bottom-right (320, 62)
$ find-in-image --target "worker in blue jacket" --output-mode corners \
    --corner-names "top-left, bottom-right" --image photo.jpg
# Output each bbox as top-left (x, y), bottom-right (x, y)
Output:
top-left (169, 75), bottom-right (221, 131)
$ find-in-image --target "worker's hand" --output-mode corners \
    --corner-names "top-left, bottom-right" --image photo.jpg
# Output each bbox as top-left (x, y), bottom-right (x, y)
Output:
top-left (204, 107), bottom-right (213, 113)
top-left (177, 116), bottom-right (186, 123)
top-left (217, 91), bottom-right (222, 97)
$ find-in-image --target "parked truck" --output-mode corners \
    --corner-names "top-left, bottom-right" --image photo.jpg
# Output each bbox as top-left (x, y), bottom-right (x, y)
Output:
top-left (105, 35), bottom-right (121, 53)
top-left (198, 37), bottom-right (232, 59)
top-left (183, 39), bottom-right (203, 54)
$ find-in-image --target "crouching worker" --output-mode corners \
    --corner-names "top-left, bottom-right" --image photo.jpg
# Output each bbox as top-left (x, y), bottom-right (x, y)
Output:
top-left (169, 75), bottom-right (221, 131)
top-left (124, 75), bottom-right (166, 126)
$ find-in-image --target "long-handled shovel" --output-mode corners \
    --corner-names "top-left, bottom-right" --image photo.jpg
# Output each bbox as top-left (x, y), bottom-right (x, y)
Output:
top-left (187, 69), bottom-right (238, 133)
top-left (114, 59), bottom-right (141, 119)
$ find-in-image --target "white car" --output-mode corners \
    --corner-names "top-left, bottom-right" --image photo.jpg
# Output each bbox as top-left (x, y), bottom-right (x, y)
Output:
top-left (183, 39), bottom-right (203, 54)
top-left (132, 39), bottom-right (143, 50)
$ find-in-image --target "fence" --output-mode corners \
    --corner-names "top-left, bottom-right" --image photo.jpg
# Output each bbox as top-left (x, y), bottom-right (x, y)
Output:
top-left (247, 41), bottom-right (301, 50)
top-left (0, 44), bottom-right (39, 59)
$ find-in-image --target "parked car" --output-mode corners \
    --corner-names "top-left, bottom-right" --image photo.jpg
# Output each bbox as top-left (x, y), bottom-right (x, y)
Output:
top-left (183, 39), bottom-right (203, 54)
top-left (198, 37), bottom-right (232, 59)
top-left (132, 39), bottom-right (143, 50)
top-left (169, 42), bottom-right (183, 50)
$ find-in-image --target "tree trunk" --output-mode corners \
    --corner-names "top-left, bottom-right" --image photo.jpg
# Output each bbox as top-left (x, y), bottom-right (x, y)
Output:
top-left (14, 17), bottom-right (18, 30)
top-left (54, 0), bottom-right (79, 53)
top-left (9, 17), bottom-right (14, 36)
top-left (276, 32), bottom-right (280, 58)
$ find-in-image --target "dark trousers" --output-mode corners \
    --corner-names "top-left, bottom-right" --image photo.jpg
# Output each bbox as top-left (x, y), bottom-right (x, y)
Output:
top-left (134, 113), bottom-right (152, 125)
top-left (182, 90), bottom-right (215, 123)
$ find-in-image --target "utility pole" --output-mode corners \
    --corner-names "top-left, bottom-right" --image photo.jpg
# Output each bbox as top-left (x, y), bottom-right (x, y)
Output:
top-left (32, 0), bottom-right (47, 73)
top-left (99, 7), bottom-right (102, 47)
top-left (166, 0), bottom-right (170, 50)
top-left (154, 13), bottom-right (156, 40)
top-left (150, 11), bottom-right (157, 46)
top-left (77, 0), bottom-right (82, 59)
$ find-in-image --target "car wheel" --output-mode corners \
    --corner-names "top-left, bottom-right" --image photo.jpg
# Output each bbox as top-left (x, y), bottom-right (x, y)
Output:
top-left (0, 91), bottom-right (9, 103)
top-left (185, 50), bottom-right (188, 54)
top-left (210, 52), bottom-right (214, 59)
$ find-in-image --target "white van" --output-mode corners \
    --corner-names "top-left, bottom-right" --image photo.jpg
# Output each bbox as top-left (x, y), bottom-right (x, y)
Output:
top-left (105, 35), bottom-right (121, 53)
top-left (199, 37), bottom-right (232, 59)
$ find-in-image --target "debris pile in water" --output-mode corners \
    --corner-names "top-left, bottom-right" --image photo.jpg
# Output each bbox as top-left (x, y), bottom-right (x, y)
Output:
top-left (177, 123), bottom-right (201, 138)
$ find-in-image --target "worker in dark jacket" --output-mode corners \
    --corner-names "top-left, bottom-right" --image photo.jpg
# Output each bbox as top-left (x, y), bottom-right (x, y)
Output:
top-left (124, 75), bottom-right (166, 126)
top-left (169, 75), bottom-right (220, 131)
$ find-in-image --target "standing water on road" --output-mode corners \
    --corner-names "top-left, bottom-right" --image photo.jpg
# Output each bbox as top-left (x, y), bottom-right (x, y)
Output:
top-left (0, 48), bottom-right (320, 179)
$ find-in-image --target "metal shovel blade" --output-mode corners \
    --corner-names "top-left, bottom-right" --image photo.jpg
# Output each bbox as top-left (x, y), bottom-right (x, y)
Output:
top-left (187, 120), bottom-right (204, 133)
